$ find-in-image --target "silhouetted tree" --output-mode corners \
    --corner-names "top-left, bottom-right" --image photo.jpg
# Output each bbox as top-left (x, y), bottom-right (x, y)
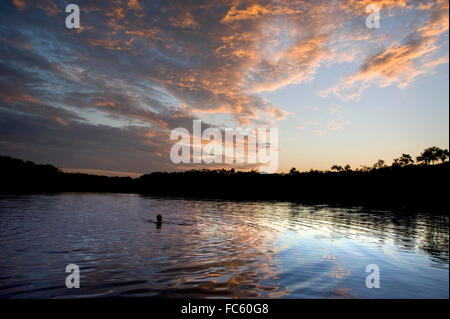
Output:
top-left (331, 165), bottom-right (343, 172)
top-left (373, 159), bottom-right (385, 169)
top-left (393, 154), bottom-right (414, 167)
top-left (289, 167), bottom-right (299, 175)
top-left (417, 147), bottom-right (441, 165)
top-left (1, 154), bottom-right (449, 210)
top-left (416, 154), bottom-right (429, 165)
top-left (400, 154), bottom-right (414, 165)
top-left (436, 148), bottom-right (449, 163)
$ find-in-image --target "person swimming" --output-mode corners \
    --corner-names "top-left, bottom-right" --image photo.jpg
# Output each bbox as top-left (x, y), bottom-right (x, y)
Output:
top-left (156, 214), bottom-right (162, 229)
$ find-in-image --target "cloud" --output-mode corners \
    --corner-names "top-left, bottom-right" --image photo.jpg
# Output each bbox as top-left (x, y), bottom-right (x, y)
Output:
top-left (0, 107), bottom-right (175, 173)
top-left (55, 116), bottom-right (69, 126)
top-left (339, 0), bottom-right (411, 12)
top-left (221, 2), bottom-right (303, 24)
top-left (322, 37), bottom-right (445, 100)
top-left (246, 35), bottom-right (327, 93)
top-left (127, 0), bottom-right (141, 10)
top-left (0, 0), bottom-right (448, 172)
top-left (328, 119), bottom-right (349, 131)
top-left (321, 0), bottom-right (449, 100)
top-left (11, 0), bottom-right (25, 10)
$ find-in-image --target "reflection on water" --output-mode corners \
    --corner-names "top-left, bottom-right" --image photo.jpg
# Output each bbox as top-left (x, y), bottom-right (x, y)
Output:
top-left (0, 194), bottom-right (448, 298)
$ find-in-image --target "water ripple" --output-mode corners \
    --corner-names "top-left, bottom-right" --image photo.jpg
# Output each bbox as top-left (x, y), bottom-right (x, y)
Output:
top-left (0, 194), bottom-right (448, 298)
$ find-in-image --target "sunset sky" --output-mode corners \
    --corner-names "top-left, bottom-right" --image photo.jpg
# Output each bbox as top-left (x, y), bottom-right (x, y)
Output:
top-left (0, 0), bottom-right (448, 176)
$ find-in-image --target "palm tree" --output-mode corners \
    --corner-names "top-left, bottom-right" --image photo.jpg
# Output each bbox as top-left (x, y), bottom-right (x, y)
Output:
top-left (416, 146), bottom-right (441, 165)
top-left (400, 154), bottom-right (414, 165)
top-left (393, 153), bottom-right (414, 167)
top-left (416, 154), bottom-right (428, 165)
top-left (429, 147), bottom-right (440, 164)
top-left (436, 148), bottom-right (449, 163)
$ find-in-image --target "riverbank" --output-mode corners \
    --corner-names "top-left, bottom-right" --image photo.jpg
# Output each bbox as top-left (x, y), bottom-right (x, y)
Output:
top-left (1, 155), bottom-right (448, 212)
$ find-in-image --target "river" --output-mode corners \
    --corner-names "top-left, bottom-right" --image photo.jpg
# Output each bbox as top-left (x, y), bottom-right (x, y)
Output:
top-left (0, 193), bottom-right (448, 298)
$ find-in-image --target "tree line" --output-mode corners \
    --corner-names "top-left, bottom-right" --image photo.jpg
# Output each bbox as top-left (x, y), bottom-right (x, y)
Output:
top-left (321, 146), bottom-right (449, 174)
top-left (1, 146), bottom-right (448, 211)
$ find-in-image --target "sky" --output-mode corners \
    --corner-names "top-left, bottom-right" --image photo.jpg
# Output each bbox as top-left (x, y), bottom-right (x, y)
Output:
top-left (0, 0), bottom-right (448, 176)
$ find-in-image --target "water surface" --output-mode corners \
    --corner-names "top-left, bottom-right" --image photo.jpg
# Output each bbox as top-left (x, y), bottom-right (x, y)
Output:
top-left (0, 193), bottom-right (448, 298)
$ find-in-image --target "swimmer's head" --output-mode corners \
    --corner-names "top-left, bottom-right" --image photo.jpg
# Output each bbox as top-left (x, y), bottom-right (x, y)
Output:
top-left (156, 214), bottom-right (162, 223)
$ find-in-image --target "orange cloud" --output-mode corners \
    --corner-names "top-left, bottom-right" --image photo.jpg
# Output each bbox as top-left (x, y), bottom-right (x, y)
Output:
top-left (6, 0), bottom-right (447, 131)
top-left (418, 0), bottom-right (449, 37)
top-left (322, 37), bottom-right (446, 100)
top-left (2, 92), bottom-right (40, 104)
top-left (12, 0), bottom-right (26, 10)
top-left (170, 11), bottom-right (198, 29)
top-left (87, 37), bottom-right (135, 51)
top-left (339, 0), bottom-right (410, 13)
top-left (55, 116), bottom-right (68, 126)
top-left (36, 1), bottom-right (59, 16)
top-left (221, 2), bottom-right (302, 23)
top-left (127, 0), bottom-right (142, 10)
top-left (246, 35), bottom-right (327, 93)
top-left (322, 0), bottom-right (449, 100)
top-left (94, 97), bottom-right (116, 107)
